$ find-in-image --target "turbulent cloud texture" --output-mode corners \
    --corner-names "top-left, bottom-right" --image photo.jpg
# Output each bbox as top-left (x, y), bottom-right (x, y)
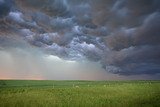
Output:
top-left (0, 0), bottom-right (160, 78)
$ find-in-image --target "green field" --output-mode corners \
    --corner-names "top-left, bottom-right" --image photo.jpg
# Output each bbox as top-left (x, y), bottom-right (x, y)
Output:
top-left (0, 80), bottom-right (160, 107)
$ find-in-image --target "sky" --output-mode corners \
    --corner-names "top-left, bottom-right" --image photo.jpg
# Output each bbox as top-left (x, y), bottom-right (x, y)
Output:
top-left (0, 0), bottom-right (160, 80)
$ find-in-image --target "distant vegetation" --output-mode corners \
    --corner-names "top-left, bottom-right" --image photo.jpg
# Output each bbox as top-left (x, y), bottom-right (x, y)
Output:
top-left (0, 80), bottom-right (160, 107)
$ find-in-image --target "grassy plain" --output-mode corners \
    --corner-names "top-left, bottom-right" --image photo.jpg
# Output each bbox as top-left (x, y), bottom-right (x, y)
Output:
top-left (0, 80), bottom-right (160, 107)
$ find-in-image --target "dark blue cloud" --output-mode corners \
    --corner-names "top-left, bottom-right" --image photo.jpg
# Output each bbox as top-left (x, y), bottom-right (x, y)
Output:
top-left (0, 0), bottom-right (14, 18)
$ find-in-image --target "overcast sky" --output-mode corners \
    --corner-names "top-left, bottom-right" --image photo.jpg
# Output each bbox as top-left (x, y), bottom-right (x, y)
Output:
top-left (0, 0), bottom-right (160, 80)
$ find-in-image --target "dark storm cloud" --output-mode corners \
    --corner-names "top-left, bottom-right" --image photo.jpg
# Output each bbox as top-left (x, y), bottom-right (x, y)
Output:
top-left (105, 11), bottom-right (160, 50)
top-left (0, 0), bottom-right (14, 18)
top-left (102, 45), bottom-right (160, 74)
top-left (0, 0), bottom-right (160, 76)
top-left (15, 0), bottom-right (70, 17)
top-left (90, 0), bottom-right (160, 30)
top-left (133, 12), bottom-right (160, 46)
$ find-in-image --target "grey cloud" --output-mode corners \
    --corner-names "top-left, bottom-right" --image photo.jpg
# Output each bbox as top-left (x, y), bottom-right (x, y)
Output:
top-left (66, 37), bottom-right (103, 61)
top-left (105, 65), bottom-right (122, 74)
top-left (15, 0), bottom-right (70, 17)
top-left (104, 28), bottom-right (133, 50)
top-left (1, 0), bottom-right (160, 76)
top-left (103, 45), bottom-right (160, 75)
top-left (91, 0), bottom-right (160, 29)
top-left (105, 11), bottom-right (160, 51)
top-left (133, 12), bottom-right (160, 46)
top-left (7, 11), bottom-right (24, 23)
top-left (50, 17), bottom-right (75, 31)
top-left (31, 12), bottom-right (51, 32)
top-left (45, 43), bottom-right (67, 58)
top-left (0, 0), bottom-right (13, 18)
top-left (0, 34), bottom-right (30, 50)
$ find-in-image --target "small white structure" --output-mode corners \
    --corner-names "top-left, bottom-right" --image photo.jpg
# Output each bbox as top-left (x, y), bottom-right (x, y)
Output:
top-left (75, 86), bottom-right (79, 88)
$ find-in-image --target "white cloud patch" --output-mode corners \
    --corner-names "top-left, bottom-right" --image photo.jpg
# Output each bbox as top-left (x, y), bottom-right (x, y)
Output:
top-left (8, 11), bottom-right (24, 23)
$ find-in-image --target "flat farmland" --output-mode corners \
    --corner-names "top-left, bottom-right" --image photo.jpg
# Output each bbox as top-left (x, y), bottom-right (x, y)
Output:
top-left (0, 80), bottom-right (160, 107)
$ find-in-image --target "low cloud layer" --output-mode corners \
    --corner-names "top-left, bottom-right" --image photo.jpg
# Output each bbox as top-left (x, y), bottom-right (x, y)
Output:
top-left (0, 0), bottom-right (160, 79)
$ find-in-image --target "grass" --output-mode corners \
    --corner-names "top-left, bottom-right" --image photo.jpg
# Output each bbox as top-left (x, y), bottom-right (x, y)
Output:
top-left (0, 80), bottom-right (160, 107)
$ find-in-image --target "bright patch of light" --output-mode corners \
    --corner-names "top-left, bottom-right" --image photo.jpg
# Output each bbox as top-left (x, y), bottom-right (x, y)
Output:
top-left (45, 55), bottom-right (76, 64)
top-left (65, 60), bottom-right (76, 63)
top-left (45, 55), bottom-right (62, 62)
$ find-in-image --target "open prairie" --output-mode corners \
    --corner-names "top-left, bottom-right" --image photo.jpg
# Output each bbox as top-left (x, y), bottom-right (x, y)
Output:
top-left (0, 80), bottom-right (160, 107)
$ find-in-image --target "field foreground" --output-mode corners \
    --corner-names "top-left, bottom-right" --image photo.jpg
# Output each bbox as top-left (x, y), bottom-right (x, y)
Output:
top-left (0, 80), bottom-right (160, 107)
